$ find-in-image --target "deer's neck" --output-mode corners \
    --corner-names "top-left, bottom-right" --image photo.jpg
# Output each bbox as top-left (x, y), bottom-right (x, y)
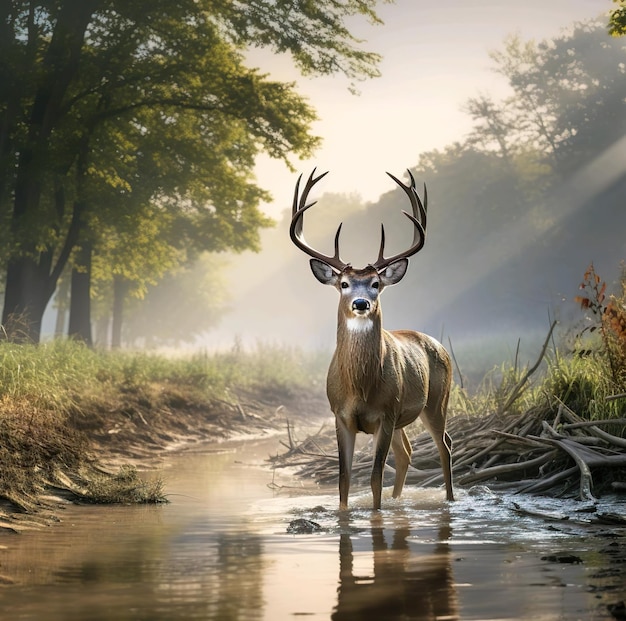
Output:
top-left (335, 311), bottom-right (385, 400)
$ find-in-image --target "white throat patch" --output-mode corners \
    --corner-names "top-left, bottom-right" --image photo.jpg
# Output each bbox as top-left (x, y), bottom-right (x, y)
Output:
top-left (346, 317), bottom-right (374, 333)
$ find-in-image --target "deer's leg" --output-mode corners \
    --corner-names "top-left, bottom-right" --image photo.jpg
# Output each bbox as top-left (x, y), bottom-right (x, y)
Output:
top-left (391, 428), bottom-right (412, 499)
top-left (335, 418), bottom-right (356, 511)
top-left (421, 413), bottom-right (454, 501)
top-left (441, 430), bottom-right (454, 501)
top-left (371, 421), bottom-right (394, 510)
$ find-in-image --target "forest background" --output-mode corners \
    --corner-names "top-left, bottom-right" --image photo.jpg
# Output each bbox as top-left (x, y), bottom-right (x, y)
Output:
top-left (0, 1), bottom-right (625, 383)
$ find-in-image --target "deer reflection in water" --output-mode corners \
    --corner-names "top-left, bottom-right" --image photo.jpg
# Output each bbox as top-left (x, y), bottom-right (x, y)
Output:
top-left (333, 511), bottom-right (458, 621)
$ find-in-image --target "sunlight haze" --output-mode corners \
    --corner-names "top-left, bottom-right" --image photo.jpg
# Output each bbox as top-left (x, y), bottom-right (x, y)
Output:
top-left (252, 0), bottom-right (607, 215)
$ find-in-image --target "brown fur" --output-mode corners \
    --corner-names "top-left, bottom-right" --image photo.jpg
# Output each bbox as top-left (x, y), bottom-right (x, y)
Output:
top-left (324, 266), bottom-right (454, 510)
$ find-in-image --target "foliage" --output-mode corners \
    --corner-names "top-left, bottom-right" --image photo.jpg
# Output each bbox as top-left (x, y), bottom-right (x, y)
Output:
top-left (366, 19), bottom-right (626, 338)
top-left (609, 0), bottom-right (626, 36)
top-left (574, 263), bottom-right (626, 388)
top-left (541, 353), bottom-right (625, 426)
top-left (0, 0), bottom-right (387, 341)
top-left (480, 23), bottom-right (626, 176)
top-left (85, 466), bottom-right (166, 504)
top-left (0, 338), bottom-right (328, 411)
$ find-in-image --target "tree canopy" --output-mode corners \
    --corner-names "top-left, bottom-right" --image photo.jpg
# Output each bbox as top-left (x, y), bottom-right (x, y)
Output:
top-left (609, 0), bottom-right (626, 35)
top-left (0, 0), bottom-right (387, 342)
top-left (216, 17), bottom-right (626, 357)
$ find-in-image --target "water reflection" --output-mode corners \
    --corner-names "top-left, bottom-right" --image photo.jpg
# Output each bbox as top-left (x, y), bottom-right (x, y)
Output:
top-left (153, 533), bottom-right (266, 621)
top-left (0, 441), bottom-right (623, 620)
top-left (333, 511), bottom-right (457, 621)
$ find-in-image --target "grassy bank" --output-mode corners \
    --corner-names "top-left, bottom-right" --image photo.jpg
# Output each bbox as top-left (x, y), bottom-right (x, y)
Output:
top-left (451, 349), bottom-right (626, 428)
top-left (1, 331), bottom-right (624, 525)
top-left (0, 339), bottom-right (328, 523)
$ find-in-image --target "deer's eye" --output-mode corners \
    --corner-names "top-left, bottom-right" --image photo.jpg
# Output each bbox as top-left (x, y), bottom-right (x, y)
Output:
top-left (372, 281), bottom-right (380, 289)
top-left (341, 281), bottom-right (349, 289)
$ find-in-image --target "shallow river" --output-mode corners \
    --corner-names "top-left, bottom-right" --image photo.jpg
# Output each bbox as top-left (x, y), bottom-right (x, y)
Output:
top-left (0, 436), bottom-right (624, 620)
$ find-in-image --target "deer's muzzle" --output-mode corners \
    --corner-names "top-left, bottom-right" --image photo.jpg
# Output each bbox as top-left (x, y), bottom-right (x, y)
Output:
top-left (352, 298), bottom-right (370, 313)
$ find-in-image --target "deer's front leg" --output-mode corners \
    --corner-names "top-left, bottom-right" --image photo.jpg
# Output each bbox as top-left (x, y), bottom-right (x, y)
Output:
top-left (335, 417), bottom-right (356, 511)
top-left (391, 427), bottom-right (412, 499)
top-left (371, 420), bottom-right (394, 510)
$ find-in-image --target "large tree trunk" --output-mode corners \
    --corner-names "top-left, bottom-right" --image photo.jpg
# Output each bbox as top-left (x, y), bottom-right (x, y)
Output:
top-left (1, 1), bottom-right (99, 342)
top-left (111, 275), bottom-right (129, 349)
top-left (2, 256), bottom-right (52, 341)
top-left (68, 240), bottom-right (93, 346)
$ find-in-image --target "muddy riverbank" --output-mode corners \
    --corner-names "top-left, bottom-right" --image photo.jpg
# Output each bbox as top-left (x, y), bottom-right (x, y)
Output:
top-left (0, 382), bottom-right (329, 533)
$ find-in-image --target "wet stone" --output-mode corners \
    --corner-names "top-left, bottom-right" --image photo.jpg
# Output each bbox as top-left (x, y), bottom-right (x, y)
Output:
top-left (607, 600), bottom-right (626, 620)
top-left (286, 518), bottom-right (322, 534)
top-left (541, 553), bottom-right (584, 564)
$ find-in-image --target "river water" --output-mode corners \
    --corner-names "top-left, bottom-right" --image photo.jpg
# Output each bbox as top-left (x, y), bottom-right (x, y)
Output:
top-left (0, 436), bottom-right (624, 620)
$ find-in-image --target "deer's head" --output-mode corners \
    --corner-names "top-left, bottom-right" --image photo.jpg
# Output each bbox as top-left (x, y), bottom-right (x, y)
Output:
top-left (290, 170), bottom-right (427, 327)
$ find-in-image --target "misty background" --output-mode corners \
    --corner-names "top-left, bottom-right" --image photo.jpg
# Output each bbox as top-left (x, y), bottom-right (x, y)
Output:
top-left (194, 12), bottom-right (625, 373)
top-left (29, 2), bottom-right (624, 381)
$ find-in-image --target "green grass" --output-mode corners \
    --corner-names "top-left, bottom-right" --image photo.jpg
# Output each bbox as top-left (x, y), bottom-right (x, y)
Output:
top-left (0, 339), bottom-right (328, 511)
top-left (1, 335), bottom-right (623, 514)
top-left (542, 352), bottom-right (626, 422)
top-left (449, 344), bottom-right (625, 435)
top-left (85, 466), bottom-right (166, 504)
top-left (0, 339), bottom-right (329, 410)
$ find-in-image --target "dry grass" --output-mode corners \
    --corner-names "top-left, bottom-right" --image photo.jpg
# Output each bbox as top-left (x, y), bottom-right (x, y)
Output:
top-left (0, 339), bottom-right (328, 518)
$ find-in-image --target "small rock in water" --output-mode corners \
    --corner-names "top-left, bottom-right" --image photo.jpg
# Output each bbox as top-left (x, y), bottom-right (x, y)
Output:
top-left (607, 600), bottom-right (626, 620)
top-left (467, 485), bottom-right (494, 497)
top-left (541, 553), bottom-right (583, 564)
top-left (287, 518), bottom-right (322, 534)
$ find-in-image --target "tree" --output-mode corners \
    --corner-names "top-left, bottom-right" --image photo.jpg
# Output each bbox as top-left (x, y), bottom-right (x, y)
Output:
top-left (482, 23), bottom-right (626, 177)
top-left (609, 0), bottom-right (626, 36)
top-left (0, 0), bottom-right (385, 342)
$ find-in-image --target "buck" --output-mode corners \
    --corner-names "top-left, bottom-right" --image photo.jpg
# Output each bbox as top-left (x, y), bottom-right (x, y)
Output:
top-left (290, 169), bottom-right (454, 510)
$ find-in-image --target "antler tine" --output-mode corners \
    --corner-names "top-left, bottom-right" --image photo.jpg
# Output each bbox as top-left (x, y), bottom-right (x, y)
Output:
top-left (289, 169), bottom-right (348, 272)
top-left (376, 223), bottom-right (386, 265)
top-left (372, 170), bottom-right (427, 271)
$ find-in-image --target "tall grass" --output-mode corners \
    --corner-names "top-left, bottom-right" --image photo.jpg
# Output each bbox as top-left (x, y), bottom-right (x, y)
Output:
top-left (542, 352), bottom-right (626, 422)
top-left (0, 339), bottom-right (329, 509)
top-left (0, 339), bottom-right (329, 415)
top-left (449, 345), bottom-right (625, 434)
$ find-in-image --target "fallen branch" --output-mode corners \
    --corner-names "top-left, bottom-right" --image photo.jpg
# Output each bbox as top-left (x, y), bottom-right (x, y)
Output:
top-left (270, 356), bottom-right (626, 500)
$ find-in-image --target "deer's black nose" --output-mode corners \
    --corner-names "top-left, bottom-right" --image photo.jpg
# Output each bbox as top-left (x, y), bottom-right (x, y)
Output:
top-left (352, 298), bottom-right (370, 312)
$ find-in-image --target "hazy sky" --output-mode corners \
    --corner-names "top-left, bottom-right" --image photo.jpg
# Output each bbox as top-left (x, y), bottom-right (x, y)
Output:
top-left (251, 0), bottom-right (607, 216)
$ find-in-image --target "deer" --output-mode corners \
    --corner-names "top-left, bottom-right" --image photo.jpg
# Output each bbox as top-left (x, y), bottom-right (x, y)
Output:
top-left (289, 169), bottom-right (454, 511)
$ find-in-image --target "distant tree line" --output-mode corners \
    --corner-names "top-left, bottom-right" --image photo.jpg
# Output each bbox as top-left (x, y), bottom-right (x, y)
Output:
top-left (229, 18), bottom-right (626, 352)
top-left (0, 0), bottom-right (385, 345)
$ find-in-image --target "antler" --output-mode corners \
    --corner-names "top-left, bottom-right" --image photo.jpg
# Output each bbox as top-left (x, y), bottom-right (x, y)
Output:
top-left (289, 169), bottom-right (349, 272)
top-left (372, 170), bottom-right (427, 271)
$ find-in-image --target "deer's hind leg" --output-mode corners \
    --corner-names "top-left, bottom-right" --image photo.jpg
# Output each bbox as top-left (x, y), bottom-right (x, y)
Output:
top-left (421, 389), bottom-right (454, 501)
top-left (391, 427), bottom-right (412, 499)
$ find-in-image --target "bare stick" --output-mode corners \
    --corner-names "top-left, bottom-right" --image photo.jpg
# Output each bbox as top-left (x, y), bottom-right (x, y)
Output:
top-left (498, 320), bottom-right (557, 414)
top-left (606, 392), bottom-right (626, 402)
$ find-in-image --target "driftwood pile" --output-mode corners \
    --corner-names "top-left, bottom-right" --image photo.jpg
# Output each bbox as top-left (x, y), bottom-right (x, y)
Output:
top-left (271, 323), bottom-right (626, 500)
top-left (271, 403), bottom-right (626, 500)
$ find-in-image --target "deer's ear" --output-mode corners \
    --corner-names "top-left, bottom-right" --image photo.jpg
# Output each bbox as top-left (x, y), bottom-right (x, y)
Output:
top-left (379, 258), bottom-right (408, 286)
top-left (310, 259), bottom-right (339, 286)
